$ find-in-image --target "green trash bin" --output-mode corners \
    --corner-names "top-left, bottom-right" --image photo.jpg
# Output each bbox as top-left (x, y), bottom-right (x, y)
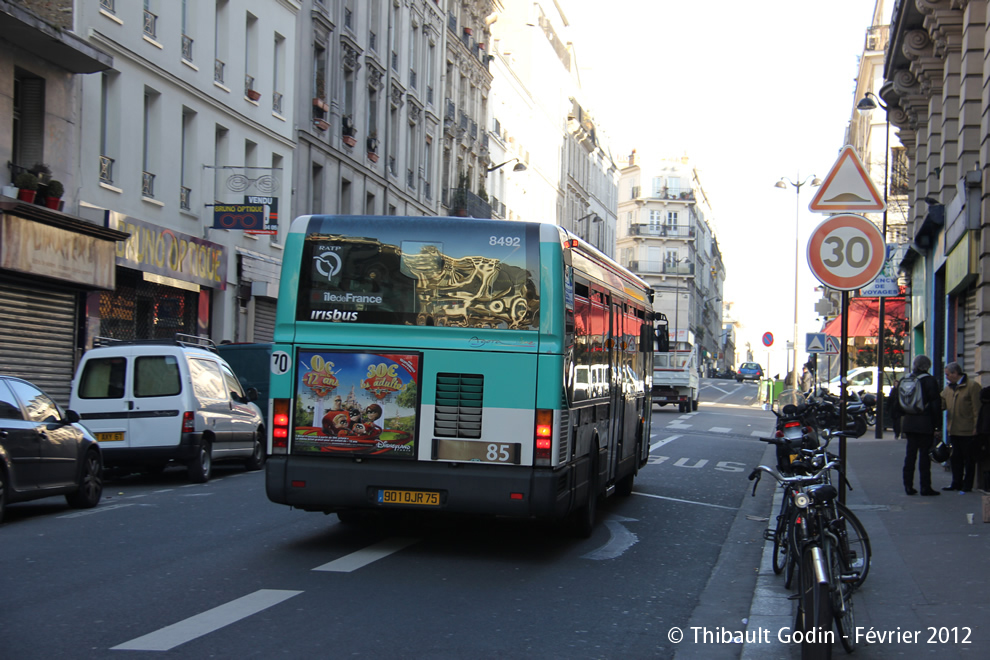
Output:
top-left (772, 379), bottom-right (785, 402)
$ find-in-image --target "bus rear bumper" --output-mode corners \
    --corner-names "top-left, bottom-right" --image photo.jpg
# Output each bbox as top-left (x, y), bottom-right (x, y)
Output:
top-left (266, 455), bottom-right (577, 520)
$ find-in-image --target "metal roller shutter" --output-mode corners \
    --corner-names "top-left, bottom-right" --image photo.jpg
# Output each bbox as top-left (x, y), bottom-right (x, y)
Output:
top-left (962, 289), bottom-right (977, 375)
top-left (254, 298), bottom-right (276, 342)
top-left (0, 274), bottom-right (79, 406)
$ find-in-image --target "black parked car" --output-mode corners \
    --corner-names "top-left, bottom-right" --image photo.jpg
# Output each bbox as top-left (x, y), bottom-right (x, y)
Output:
top-left (0, 375), bottom-right (103, 523)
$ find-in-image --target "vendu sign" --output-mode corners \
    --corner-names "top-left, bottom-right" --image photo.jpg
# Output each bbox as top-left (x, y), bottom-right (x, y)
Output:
top-left (113, 215), bottom-right (227, 290)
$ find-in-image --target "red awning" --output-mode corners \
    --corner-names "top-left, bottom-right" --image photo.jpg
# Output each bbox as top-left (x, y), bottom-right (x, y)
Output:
top-left (823, 297), bottom-right (906, 338)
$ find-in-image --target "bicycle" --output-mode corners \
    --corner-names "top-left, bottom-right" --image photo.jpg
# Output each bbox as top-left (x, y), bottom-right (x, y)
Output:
top-left (751, 459), bottom-right (860, 657)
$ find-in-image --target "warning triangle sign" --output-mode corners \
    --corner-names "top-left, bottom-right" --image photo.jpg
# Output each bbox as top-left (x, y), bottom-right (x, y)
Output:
top-left (808, 145), bottom-right (885, 213)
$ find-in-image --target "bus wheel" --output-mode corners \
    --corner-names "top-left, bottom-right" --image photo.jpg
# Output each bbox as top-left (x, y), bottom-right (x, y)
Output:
top-left (570, 447), bottom-right (598, 538)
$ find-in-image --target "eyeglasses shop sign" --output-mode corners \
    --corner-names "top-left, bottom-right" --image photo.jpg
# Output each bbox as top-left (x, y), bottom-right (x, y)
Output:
top-left (113, 215), bottom-right (227, 290)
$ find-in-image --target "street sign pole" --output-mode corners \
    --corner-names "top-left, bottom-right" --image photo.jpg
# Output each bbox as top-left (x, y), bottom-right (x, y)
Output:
top-left (839, 290), bottom-right (849, 505)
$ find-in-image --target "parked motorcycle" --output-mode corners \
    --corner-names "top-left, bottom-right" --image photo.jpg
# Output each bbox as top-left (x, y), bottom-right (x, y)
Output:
top-left (858, 390), bottom-right (878, 427)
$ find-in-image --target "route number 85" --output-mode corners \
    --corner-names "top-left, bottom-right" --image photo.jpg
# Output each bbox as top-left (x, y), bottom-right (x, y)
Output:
top-left (822, 235), bottom-right (871, 269)
top-left (487, 444), bottom-right (511, 462)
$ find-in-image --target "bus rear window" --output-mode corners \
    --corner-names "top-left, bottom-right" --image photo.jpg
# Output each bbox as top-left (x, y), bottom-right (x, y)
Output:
top-left (296, 217), bottom-right (540, 330)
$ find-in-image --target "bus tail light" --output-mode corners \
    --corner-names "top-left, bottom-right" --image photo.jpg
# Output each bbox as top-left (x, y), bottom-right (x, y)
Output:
top-left (272, 399), bottom-right (290, 454)
top-left (535, 409), bottom-right (553, 465)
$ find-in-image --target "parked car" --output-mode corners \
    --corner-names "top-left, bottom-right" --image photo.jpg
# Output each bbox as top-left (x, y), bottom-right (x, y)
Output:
top-left (714, 368), bottom-right (737, 380)
top-left (69, 334), bottom-right (266, 483)
top-left (736, 362), bottom-right (764, 382)
top-left (826, 366), bottom-right (905, 398)
top-left (0, 375), bottom-right (103, 523)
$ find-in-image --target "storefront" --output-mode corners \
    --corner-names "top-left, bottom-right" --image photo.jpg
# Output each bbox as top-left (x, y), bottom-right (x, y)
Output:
top-left (0, 201), bottom-right (127, 404)
top-left (91, 214), bottom-right (227, 346)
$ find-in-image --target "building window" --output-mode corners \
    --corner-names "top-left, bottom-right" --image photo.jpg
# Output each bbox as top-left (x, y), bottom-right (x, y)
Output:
top-left (890, 146), bottom-right (909, 196)
top-left (12, 71), bottom-right (45, 175)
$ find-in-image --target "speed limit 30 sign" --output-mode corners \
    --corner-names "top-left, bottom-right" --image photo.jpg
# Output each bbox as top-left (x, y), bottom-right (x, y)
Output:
top-left (807, 213), bottom-right (885, 291)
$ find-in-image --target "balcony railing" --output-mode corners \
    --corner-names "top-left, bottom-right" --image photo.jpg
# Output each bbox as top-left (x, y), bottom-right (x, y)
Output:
top-left (407, 169), bottom-right (415, 190)
top-left (448, 188), bottom-right (491, 219)
top-left (143, 9), bottom-right (157, 39)
top-left (142, 171), bottom-right (156, 199)
top-left (214, 59), bottom-right (225, 84)
top-left (427, 86), bottom-right (434, 105)
top-left (180, 186), bottom-right (191, 211)
top-left (99, 155), bottom-right (114, 185)
top-left (424, 181), bottom-right (431, 200)
top-left (181, 35), bottom-right (193, 61)
top-left (444, 98), bottom-right (455, 122)
top-left (272, 91), bottom-right (283, 114)
top-left (410, 70), bottom-right (417, 89)
top-left (100, 0), bottom-right (115, 12)
top-left (629, 224), bottom-right (696, 238)
top-left (627, 260), bottom-right (695, 276)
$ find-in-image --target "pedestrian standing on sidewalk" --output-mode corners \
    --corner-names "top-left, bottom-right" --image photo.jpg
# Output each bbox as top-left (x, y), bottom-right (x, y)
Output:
top-left (800, 365), bottom-right (814, 394)
top-left (893, 355), bottom-right (942, 496)
top-left (941, 362), bottom-right (982, 493)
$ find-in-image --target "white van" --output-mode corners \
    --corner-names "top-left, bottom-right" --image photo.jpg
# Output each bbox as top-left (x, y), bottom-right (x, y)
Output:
top-left (69, 335), bottom-right (265, 482)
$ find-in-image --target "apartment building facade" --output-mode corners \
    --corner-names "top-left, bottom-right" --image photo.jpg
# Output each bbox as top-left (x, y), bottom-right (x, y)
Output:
top-left (0, 0), bottom-right (126, 402)
top-left (617, 152), bottom-right (726, 373)
top-left (880, 0), bottom-right (988, 379)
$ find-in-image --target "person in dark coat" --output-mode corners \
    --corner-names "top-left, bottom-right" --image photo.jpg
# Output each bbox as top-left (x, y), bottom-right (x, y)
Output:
top-left (891, 355), bottom-right (942, 496)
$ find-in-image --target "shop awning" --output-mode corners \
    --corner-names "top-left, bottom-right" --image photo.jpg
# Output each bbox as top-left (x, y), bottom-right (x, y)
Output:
top-left (823, 297), bottom-right (906, 338)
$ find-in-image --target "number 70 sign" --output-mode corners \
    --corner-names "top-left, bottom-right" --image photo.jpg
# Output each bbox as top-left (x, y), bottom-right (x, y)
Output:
top-left (807, 213), bottom-right (885, 291)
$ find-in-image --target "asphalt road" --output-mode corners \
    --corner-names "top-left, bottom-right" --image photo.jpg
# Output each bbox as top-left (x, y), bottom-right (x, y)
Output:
top-left (1, 379), bottom-right (777, 659)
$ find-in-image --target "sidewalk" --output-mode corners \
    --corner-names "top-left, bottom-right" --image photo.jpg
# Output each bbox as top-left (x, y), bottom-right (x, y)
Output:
top-left (743, 429), bottom-right (988, 659)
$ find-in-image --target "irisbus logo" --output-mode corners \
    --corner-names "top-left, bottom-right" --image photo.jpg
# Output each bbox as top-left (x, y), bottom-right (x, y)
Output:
top-left (311, 309), bottom-right (358, 322)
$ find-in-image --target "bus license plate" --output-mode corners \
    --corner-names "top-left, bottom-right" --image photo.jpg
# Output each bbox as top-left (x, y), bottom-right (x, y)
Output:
top-left (378, 489), bottom-right (441, 507)
top-left (96, 432), bottom-right (125, 442)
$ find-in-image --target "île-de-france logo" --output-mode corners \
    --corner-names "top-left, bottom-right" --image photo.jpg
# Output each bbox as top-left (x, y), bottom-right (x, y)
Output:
top-left (313, 252), bottom-right (342, 282)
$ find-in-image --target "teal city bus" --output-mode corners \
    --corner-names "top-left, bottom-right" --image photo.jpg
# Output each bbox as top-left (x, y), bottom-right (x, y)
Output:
top-left (265, 215), bottom-right (655, 535)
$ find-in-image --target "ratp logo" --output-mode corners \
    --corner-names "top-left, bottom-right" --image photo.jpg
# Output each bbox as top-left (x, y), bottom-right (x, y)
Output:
top-left (313, 252), bottom-right (342, 281)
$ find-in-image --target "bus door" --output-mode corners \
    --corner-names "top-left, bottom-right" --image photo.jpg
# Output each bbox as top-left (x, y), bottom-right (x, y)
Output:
top-left (607, 298), bottom-right (624, 481)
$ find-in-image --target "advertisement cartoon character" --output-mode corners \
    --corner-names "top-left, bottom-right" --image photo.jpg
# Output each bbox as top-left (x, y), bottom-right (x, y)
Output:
top-left (322, 410), bottom-right (352, 436)
top-left (360, 403), bottom-right (384, 438)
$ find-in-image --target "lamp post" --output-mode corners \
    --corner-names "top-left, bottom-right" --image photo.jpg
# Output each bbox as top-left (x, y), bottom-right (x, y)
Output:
top-left (857, 90), bottom-right (890, 438)
top-left (775, 173), bottom-right (822, 390)
top-left (487, 157), bottom-right (527, 173)
top-left (573, 212), bottom-right (602, 245)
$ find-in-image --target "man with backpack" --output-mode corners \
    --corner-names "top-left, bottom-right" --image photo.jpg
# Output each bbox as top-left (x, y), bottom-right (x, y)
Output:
top-left (941, 362), bottom-right (982, 493)
top-left (893, 355), bottom-right (942, 496)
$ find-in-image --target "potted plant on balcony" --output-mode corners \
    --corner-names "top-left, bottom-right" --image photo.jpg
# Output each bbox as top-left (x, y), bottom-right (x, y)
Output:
top-left (43, 179), bottom-right (64, 210)
top-left (367, 133), bottom-right (379, 162)
top-left (342, 115), bottom-right (357, 147)
top-left (14, 172), bottom-right (39, 203)
top-left (247, 87), bottom-right (262, 102)
top-left (29, 162), bottom-right (52, 184)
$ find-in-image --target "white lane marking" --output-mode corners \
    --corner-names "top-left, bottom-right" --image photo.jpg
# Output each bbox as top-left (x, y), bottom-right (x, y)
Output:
top-left (58, 503), bottom-right (136, 518)
top-left (667, 423), bottom-right (692, 429)
top-left (633, 491), bottom-right (736, 510)
top-left (312, 537), bottom-right (420, 573)
top-left (750, 431), bottom-right (768, 437)
top-left (581, 515), bottom-right (639, 560)
top-left (650, 435), bottom-right (680, 452)
top-left (111, 589), bottom-right (302, 651)
top-left (181, 493), bottom-right (215, 497)
top-left (709, 427), bottom-right (731, 433)
top-left (708, 385), bottom-right (731, 395)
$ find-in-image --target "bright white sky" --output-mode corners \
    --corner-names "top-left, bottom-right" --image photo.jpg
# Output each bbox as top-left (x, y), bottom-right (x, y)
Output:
top-left (567, 0), bottom-right (878, 374)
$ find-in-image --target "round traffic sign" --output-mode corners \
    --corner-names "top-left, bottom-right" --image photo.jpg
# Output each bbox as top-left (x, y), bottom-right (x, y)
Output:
top-left (762, 332), bottom-right (774, 347)
top-left (807, 214), bottom-right (885, 291)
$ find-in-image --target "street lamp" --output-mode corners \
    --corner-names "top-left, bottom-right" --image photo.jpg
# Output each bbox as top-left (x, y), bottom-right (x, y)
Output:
top-left (775, 173), bottom-right (822, 390)
top-left (857, 90), bottom-right (890, 438)
top-left (573, 212), bottom-right (602, 244)
top-left (487, 157), bottom-right (527, 173)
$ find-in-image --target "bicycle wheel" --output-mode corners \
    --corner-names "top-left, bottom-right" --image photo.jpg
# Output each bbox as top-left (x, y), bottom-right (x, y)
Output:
top-left (784, 506), bottom-right (802, 590)
top-left (827, 535), bottom-right (856, 653)
top-left (772, 495), bottom-right (791, 575)
top-left (799, 544), bottom-right (834, 660)
top-left (834, 502), bottom-right (871, 589)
